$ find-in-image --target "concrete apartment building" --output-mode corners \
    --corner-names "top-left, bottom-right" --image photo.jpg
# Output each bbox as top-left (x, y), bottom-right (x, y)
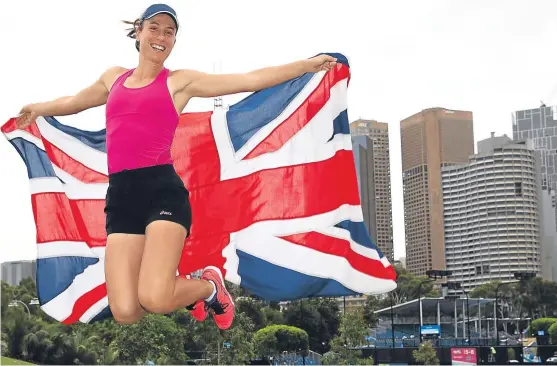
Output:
top-left (442, 135), bottom-right (544, 290)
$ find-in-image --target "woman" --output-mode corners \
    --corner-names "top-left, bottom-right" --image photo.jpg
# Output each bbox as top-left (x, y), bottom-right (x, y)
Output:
top-left (16, 3), bottom-right (337, 330)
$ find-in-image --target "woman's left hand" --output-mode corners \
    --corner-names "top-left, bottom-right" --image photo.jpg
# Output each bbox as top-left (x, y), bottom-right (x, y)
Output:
top-left (305, 54), bottom-right (338, 72)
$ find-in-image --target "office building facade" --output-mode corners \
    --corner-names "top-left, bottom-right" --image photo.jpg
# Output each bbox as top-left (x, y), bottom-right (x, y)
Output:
top-left (400, 108), bottom-right (474, 276)
top-left (351, 119), bottom-right (394, 262)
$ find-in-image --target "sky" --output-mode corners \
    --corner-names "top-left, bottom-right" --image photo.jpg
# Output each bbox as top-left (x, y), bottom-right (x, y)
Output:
top-left (1, 0), bottom-right (556, 263)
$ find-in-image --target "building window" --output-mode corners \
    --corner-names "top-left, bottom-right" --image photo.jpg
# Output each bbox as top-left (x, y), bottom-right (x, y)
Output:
top-left (515, 182), bottom-right (522, 196)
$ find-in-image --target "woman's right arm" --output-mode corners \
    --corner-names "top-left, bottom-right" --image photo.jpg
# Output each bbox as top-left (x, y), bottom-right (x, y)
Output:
top-left (16, 66), bottom-right (126, 128)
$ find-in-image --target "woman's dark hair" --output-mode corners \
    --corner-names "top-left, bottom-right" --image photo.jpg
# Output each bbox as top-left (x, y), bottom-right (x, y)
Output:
top-left (123, 19), bottom-right (142, 51)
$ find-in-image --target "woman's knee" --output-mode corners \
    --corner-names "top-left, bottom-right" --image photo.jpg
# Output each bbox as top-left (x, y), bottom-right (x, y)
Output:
top-left (138, 281), bottom-right (174, 314)
top-left (110, 300), bottom-right (144, 324)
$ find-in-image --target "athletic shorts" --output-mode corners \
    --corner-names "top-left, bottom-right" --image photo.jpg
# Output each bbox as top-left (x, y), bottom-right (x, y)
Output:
top-left (104, 164), bottom-right (192, 236)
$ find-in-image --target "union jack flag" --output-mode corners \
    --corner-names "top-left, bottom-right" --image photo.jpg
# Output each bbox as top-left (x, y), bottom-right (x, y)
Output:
top-left (1, 53), bottom-right (396, 324)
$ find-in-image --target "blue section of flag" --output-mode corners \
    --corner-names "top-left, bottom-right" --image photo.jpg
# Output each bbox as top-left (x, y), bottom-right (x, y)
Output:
top-left (226, 72), bottom-right (315, 152)
top-left (313, 52), bottom-right (350, 68)
top-left (9, 138), bottom-right (57, 179)
top-left (36, 257), bottom-right (99, 304)
top-left (335, 220), bottom-right (385, 257)
top-left (44, 117), bottom-right (106, 153)
top-left (90, 306), bottom-right (113, 322)
top-left (328, 109), bottom-right (350, 142)
top-left (236, 250), bottom-right (359, 300)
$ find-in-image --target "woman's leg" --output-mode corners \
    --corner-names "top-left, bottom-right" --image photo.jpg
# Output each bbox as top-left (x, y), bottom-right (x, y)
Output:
top-left (105, 233), bottom-right (146, 324)
top-left (137, 220), bottom-right (214, 314)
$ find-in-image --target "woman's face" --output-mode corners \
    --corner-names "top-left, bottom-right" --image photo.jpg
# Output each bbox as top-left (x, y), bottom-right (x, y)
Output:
top-left (136, 14), bottom-right (177, 62)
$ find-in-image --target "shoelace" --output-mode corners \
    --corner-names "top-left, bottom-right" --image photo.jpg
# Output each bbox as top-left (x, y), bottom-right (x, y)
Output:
top-left (209, 300), bottom-right (229, 315)
top-left (186, 301), bottom-right (209, 313)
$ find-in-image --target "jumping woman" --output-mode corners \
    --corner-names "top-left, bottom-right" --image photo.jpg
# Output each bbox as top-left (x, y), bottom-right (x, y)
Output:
top-left (16, 3), bottom-right (337, 329)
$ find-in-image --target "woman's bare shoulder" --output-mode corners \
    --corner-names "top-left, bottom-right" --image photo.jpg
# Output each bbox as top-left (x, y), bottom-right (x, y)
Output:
top-left (102, 66), bottom-right (131, 91)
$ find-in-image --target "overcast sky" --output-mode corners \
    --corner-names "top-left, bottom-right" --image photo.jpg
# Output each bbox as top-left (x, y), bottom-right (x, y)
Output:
top-left (1, 0), bottom-right (556, 263)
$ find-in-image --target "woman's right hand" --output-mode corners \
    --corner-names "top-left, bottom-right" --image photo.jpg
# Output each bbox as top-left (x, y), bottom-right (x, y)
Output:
top-left (16, 104), bottom-right (40, 129)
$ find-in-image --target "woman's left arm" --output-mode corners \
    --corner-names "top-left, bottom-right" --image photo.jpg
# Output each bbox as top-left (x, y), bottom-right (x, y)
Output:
top-left (174, 54), bottom-right (337, 99)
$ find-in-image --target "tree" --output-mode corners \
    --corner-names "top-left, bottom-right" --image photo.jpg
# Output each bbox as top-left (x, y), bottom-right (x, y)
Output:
top-left (548, 322), bottom-right (557, 344)
top-left (322, 309), bottom-right (373, 365)
top-left (388, 265), bottom-right (439, 304)
top-left (1, 331), bottom-right (10, 356)
top-left (283, 298), bottom-right (340, 354)
top-left (1, 281), bottom-right (14, 317)
top-left (337, 307), bottom-right (368, 348)
top-left (261, 306), bottom-right (284, 326)
top-left (412, 340), bottom-right (439, 365)
top-left (253, 325), bottom-right (309, 356)
top-left (236, 298), bottom-right (266, 330)
top-left (112, 314), bottom-right (188, 364)
top-left (520, 278), bottom-right (557, 318)
top-left (21, 329), bottom-right (52, 364)
top-left (363, 296), bottom-right (382, 328)
top-left (527, 318), bottom-right (557, 336)
top-left (315, 298), bottom-right (341, 352)
top-left (2, 306), bottom-right (38, 359)
top-left (219, 313), bottom-right (256, 365)
top-left (471, 279), bottom-right (557, 324)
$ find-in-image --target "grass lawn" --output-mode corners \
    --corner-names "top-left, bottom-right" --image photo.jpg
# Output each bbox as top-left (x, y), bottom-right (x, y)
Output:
top-left (1, 357), bottom-right (34, 365)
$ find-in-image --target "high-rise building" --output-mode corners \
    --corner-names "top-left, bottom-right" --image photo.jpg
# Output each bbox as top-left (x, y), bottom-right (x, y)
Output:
top-left (1, 260), bottom-right (37, 286)
top-left (539, 188), bottom-right (557, 282)
top-left (442, 134), bottom-right (542, 290)
top-left (350, 119), bottom-right (394, 262)
top-left (512, 105), bottom-right (557, 227)
top-left (400, 108), bottom-right (474, 276)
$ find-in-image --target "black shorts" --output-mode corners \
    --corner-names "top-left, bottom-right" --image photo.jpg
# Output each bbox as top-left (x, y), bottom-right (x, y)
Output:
top-left (104, 164), bottom-right (192, 236)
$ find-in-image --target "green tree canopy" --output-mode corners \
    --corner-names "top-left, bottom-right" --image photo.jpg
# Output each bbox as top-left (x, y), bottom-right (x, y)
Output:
top-left (283, 298), bottom-right (340, 354)
top-left (253, 325), bottom-right (309, 356)
top-left (112, 313), bottom-right (188, 364)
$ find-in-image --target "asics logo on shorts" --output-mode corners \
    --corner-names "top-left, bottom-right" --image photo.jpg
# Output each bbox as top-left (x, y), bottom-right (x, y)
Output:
top-left (159, 210), bottom-right (172, 215)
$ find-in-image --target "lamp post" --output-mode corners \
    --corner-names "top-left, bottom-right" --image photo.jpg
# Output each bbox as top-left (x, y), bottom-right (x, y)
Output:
top-left (418, 270), bottom-right (452, 343)
top-left (8, 299), bottom-right (31, 317)
top-left (390, 293), bottom-right (395, 349)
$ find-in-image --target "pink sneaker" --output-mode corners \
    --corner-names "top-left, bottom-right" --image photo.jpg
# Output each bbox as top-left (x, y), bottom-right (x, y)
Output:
top-left (201, 266), bottom-right (235, 330)
top-left (183, 274), bottom-right (208, 322)
top-left (186, 300), bottom-right (208, 321)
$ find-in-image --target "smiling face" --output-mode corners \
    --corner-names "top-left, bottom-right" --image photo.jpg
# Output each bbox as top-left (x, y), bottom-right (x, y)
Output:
top-left (135, 14), bottom-right (177, 62)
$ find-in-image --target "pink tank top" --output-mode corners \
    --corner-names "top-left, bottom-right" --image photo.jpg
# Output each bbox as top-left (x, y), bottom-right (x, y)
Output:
top-left (105, 68), bottom-right (179, 174)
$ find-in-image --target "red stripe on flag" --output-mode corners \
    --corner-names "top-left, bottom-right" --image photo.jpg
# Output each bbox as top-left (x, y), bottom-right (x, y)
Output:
top-left (188, 150), bottom-right (360, 239)
top-left (279, 232), bottom-right (396, 280)
top-left (61, 283), bottom-right (107, 324)
top-left (0, 118), bottom-right (18, 133)
top-left (33, 193), bottom-right (106, 248)
top-left (173, 111), bottom-right (221, 186)
top-left (244, 66), bottom-right (350, 159)
top-left (1, 118), bottom-right (42, 140)
top-left (42, 139), bottom-right (108, 183)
